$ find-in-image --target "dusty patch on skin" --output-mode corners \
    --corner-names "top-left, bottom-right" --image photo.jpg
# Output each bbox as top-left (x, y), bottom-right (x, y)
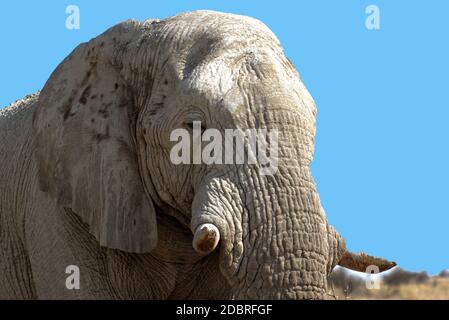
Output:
top-left (98, 103), bottom-right (112, 119)
top-left (94, 125), bottom-right (110, 142)
top-left (60, 65), bottom-right (96, 121)
top-left (79, 85), bottom-right (92, 105)
top-left (60, 96), bottom-right (75, 121)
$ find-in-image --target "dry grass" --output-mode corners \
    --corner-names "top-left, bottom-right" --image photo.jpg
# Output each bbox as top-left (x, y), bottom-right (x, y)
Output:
top-left (333, 277), bottom-right (449, 300)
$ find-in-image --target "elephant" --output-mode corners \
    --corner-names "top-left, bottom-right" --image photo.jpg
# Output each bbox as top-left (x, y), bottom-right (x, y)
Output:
top-left (0, 10), bottom-right (395, 299)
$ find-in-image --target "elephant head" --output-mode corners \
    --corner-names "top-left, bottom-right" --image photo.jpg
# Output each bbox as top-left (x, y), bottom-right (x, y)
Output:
top-left (33, 11), bottom-right (394, 299)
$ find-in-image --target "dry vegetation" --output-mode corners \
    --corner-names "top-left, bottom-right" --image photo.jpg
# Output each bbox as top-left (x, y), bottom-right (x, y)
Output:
top-left (333, 277), bottom-right (449, 300)
top-left (329, 267), bottom-right (449, 300)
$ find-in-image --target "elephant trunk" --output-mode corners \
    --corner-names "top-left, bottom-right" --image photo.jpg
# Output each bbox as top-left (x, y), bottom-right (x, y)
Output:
top-left (191, 163), bottom-right (334, 299)
top-left (187, 105), bottom-right (333, 299)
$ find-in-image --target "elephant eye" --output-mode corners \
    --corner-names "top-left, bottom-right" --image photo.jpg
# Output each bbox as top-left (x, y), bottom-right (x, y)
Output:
top-left (185, 121), bottom-right (206, 134)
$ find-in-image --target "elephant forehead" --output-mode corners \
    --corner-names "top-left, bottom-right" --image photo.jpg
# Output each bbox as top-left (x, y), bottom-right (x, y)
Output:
top-left (164, 10), bottom-right (280, 45)
top-left (155, 10), bottom-right (283, 70)
top-left (179, 59), bottom-right (235, 101)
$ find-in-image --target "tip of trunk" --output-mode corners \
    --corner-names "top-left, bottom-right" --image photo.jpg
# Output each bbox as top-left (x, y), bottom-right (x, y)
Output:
top-left (338, 251), bottom-right (396, 273)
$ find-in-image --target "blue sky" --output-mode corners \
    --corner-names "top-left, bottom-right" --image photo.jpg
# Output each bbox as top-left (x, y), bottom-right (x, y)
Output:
top-left (1, 1), bottom-right (448, 274)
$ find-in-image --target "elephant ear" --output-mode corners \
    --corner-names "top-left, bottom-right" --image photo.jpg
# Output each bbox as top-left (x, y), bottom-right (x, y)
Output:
top-left (33, 23), bottom-right (158, 253)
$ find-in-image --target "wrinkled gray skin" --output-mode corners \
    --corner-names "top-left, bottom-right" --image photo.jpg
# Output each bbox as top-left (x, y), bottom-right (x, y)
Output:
top-left (0, 11), bottom-right (394, 299)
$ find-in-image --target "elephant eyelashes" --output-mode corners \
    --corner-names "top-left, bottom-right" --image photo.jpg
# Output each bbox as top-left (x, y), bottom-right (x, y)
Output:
top-left (185, 121), bottom-right (206, 134)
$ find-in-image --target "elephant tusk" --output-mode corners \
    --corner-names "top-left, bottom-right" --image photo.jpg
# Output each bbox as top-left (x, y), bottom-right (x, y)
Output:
top-left (192, 223), bottom-right (220, 255)
top-left (338, 251), bottom-right (397, 273)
